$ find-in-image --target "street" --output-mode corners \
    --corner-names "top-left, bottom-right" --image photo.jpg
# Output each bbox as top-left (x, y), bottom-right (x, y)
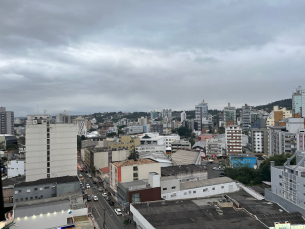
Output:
top-left (80, 171), bottom-right (126, 229)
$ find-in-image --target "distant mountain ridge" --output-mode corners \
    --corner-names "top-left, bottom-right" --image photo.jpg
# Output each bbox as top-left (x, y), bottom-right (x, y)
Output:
top-left (253, 98), bottom-right (292, 112)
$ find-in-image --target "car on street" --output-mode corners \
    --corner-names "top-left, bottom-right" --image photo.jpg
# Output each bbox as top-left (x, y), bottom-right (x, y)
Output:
top-left (102, 193), bottom-right (108, 198)
top-left (108, 201), bottom-right (114, 206)
top-left (87, 195), bottom-right (91, 201)
top-left (219, 173), bottom-right (225, 177)
top-left (93, 196), bottom-right (98, 201)
top-left (86, 184), bottom-right (90, 189)
top-left (79, 174), bottom-right (83, 177)
top-left (213, 167), bottom-right (219, 170)
top-left (93, 181), bottom-right (96, 184)
top-left (88, 174), bottom-right (92, 178)
top-left (85, 170), bottom-right (88, 173)
top-left (98, 187), bottom-right (103, 192)
top-left (114, 208), bottom-right (122, 216)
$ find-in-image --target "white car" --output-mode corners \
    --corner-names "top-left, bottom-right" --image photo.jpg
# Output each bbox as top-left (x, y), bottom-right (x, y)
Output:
top-left (114, 208), bottom-right (122, 216)
top-left (93, 196), bottom-right (98, 201)
top-left (79, 174), bottom-right (83, 177)
top-left (98, 187), bottom-right (103, 192)
top-left (213, 167), bottom-right (219, 170)
top-left (88, 174), bottom-right (92, 178)
top-left (86, 184), bottom-right (90, 189)
top-left (102, 193), bottom-right (108, 198)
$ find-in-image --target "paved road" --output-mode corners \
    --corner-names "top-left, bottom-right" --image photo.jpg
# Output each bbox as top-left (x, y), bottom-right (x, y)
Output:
top-left (81, 172), bottom-right (125, 229)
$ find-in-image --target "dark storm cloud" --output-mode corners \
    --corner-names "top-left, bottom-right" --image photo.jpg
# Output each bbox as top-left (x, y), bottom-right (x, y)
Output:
top-left (1, 0), bottom-right (305, 116)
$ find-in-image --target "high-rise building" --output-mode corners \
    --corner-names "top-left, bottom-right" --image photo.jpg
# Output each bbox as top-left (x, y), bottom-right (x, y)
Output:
top-left (195, 100), bottom-right (208, 131)
top-left (150, 110), bottom-right (158, 120)
top-left (292, 86), bottom-right (303, 117)
top-left (72, 116), bottom-right (87, 136)
top-left (25, 114), bottom-right (77, 182)
top-left (138, 116), bottom-right (148, 125)
top-left (162, 109), bottom-right (172, 120)
top-left (242, 104), bottom-right (252, 132)
top-left (181, 111), bottom-right (186, 123)
top-left (266, 106), bottom-right (292, 128)
top-left (225, 125), bottom-right (242, 154)
top-left (223, 103), bottom-right (236, 127)
top-left (248, 128), bottom-right (268, 155)
top-left (302, 89), bottom-right (305, 118)
top-left (55, 110), bottom-right (71, 123)
top-left (0, 107), bottom-right (14, 135)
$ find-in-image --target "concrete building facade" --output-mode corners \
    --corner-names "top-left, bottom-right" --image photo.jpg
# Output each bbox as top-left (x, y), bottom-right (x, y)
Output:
top-left (72, 116), bottom-right (87, 136)
top-left (292, 86), bottom-right (303, 117)
top-left (195, 100), bottom-right (208, 131)
top-left (248, 128), bottom-right (268, 155)
top-left (171, 140), bottom-right (191, 153)
top-left (223, 103), bottom-right (236, 127)
top-left (26, 114), bottom-right (77, 182)
top-left (0, 107), bottom-right (14, 135)
top-left (242, 104), bottom-right (252, 132)
top-left (225, 125), bottom-right (242, 154)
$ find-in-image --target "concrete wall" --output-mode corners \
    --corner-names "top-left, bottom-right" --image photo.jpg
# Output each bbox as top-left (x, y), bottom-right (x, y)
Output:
top-left (94, 151), bottom-right (108, 169)
top-left (112, 150), bottom-right (129, 162)
top-left (160, 178), bottom-right (180, 194)
top-left (161, 181), bottom-right (239, 200)
top-left (26, 122), bottom-right (77, 182)
top-left (14, 182), bottom-right (57, 202)
top-left (7, 160), bottom-right (25, 178)
top-left (57, 181), bottom-right (81, 196)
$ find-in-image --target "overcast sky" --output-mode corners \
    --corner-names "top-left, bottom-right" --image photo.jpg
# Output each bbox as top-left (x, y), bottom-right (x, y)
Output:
top-left (1, 0), bottom-right (305, 116)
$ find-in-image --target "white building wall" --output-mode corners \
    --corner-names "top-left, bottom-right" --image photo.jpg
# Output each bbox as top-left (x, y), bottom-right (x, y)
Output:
top-left (161, 182), bottom-right (239, 200)
top-left (26, 118), bottom-right (77, 182)
top-left (302, 90), bottom-right (305, 118)
top-left (130, 204), bottom-right (155, 229)
top-left (7, 160), bottom-right (25, 178)
top-left (164, 135), bottom-right (180, 148)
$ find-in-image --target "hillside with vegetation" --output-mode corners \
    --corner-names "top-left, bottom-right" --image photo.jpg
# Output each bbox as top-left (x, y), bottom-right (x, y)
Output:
top-left (254, 98), bottom-right (292, 112)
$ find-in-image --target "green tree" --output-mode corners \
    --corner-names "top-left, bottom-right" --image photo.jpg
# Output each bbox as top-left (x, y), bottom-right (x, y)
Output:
top-left (107, 132), bottom-right (116, 138)
top-left (128, 151), bottom-right (139, 160)
top-left (218, 126), bottom-right (225, 134)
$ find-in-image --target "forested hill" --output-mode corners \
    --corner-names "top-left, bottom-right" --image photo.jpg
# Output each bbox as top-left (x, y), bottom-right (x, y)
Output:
top-left (254, 98), bottom-right (292, 112)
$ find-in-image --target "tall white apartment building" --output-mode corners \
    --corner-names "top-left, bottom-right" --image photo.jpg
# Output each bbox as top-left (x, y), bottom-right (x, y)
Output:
top-left (72, 116), bottom-right (87, 136)
top-left (26, 114), bottom-right (77, 182)
top-left (137, 116), bottom-right (148, 125)
top-left (181, 111), bottom-right (186, 123)
top-left (225, 125), bottom-right (242, 154)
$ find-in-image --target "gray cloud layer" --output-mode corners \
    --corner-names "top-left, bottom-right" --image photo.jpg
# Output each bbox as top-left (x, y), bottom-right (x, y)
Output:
top-left (1, 0), bottom-right (305, 116)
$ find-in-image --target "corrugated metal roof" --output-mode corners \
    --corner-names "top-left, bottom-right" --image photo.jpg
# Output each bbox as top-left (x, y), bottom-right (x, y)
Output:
top-left (180, 177), bottom-right (234, 190)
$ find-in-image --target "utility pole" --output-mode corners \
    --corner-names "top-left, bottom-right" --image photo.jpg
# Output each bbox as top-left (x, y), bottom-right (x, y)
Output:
top-left (103, 208), bottom-right (106, 229)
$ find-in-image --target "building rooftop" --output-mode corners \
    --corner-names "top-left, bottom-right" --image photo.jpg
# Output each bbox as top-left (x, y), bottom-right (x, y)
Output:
top-left (192, 141), bottom-right (206, 149)
top-left (100, 166), bottom-right (110, 174)
top-left (15, 176), bottom-right (79, 188)
top-left (171, 150), bottom-right (200, 165)
top-left (2, 175), bottom-right (25, 187)
top-left (180, 177), bottom-right (234, 190)
top-left (112, 159), bottom-right (157, 167)
top-left (132, 198), bottom-right (264, 229)
top-left (121, 180), bottom-right (148, 189)
top-left (161, 164), bottom-right (207, 177)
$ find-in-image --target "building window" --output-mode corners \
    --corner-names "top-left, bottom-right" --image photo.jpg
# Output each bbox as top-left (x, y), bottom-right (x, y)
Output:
top-left (221, 186), bottom-right (224, 189)
top-left (27, 189), bottom-right (31, 193)
top-left (19, 190), bottom-right (22, 193)
top-left (25, 197), bottom-right (28, 200)
top-left (47, 168), bottom-right (50, 173)
top-left (47, 162), bottom-right (50, 167)
top-left (15, 199), bottom-right (18, 202)
top-left (40, 195), bottom-right (43, 198)
top-left (203, 188), bottom-right (208, 192)
top-left (133, 166), bottom-right (138, 171)
top-left (131, 193), bottom-right (141, 203)
top-left (47, 174), bottom-right (50, 178)
top-left (193, 191), bottom-right (196, 193)
top-left (133, 173), bottom-right (138, 178)
top-left (184, 192), bottom-right (187, 195)
top-left (163, 188), bottom-right (167, 191)
top-left (30, 197), bottom-right (33, 200)
top-left (172, 186), bottom-right (176, 189)
top-left (47, 156), bottom-right (50, 161)
top-left (47, 150), bottom-right (50, 156)
top-left (45, 186), bottom-right (49, 189)
top-left (20, 198), bottom-right (23, 201)
top-left (34, 188), bottom-right (38, 191)
top-left (35, 196), bottom-right (38, 199)
top-left (39, 187), bottom-right (43, 191)
top-left (212, 188), bottom-right (215, 190)
top-left (14, 191), bottom-right (18, 194)
top-left (51, 194), bottom-right (56, 197)
top-left (52, 186), bottom-right (56, 190)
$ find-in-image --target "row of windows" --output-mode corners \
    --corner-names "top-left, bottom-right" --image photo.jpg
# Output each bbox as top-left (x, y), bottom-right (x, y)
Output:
top-left (15, 186), bottom-right (56, 194)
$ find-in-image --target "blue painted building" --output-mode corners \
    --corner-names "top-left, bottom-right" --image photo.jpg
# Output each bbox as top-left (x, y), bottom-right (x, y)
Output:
top-left (230, 155), bottom-right (257, 169)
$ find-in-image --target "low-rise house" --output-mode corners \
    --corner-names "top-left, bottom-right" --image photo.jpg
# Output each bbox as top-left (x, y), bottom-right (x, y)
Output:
top-left (110, 159), bottom-right (161, 193)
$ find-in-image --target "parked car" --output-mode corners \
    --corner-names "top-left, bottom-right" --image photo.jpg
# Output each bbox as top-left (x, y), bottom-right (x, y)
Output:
top-left (79, 174), bottom-right (83, 177)
top-left (93, 196), bottom-right (98, 201)
top-left (114, 208), bottom-right (122, 216)
top-left (88, 174), bottom-right (92, 178)
top-left (86, 184), bottom-right (90, 189)
top-left (213, 167), bottom-right (220, 170)
top-left (219, 173), bottom-right (225, 177)
top-left (102, 193), bottom-right (108, 198)
top-left (98, 187), bottom-right (103, 192)
top-left (93, 181), bottom-right (96, 184)
top-left (105, 196), bottom-right (110, 201)
top-left (108, 201), bottom-right (114, 206)
top-left (85, 170), bottom-right (88, 173)
top-left (82, 190), bottom-right (87, 195)
top-left (87, 195), bottom-right (91, 201)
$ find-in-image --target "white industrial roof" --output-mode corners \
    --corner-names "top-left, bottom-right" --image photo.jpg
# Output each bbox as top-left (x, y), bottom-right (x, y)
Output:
top-left (171, 150), bottom-right (200, 166)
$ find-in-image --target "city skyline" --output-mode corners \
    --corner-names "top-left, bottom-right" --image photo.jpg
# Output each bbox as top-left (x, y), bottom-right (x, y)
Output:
top-left (1, 1), bottom-right (305, 116)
